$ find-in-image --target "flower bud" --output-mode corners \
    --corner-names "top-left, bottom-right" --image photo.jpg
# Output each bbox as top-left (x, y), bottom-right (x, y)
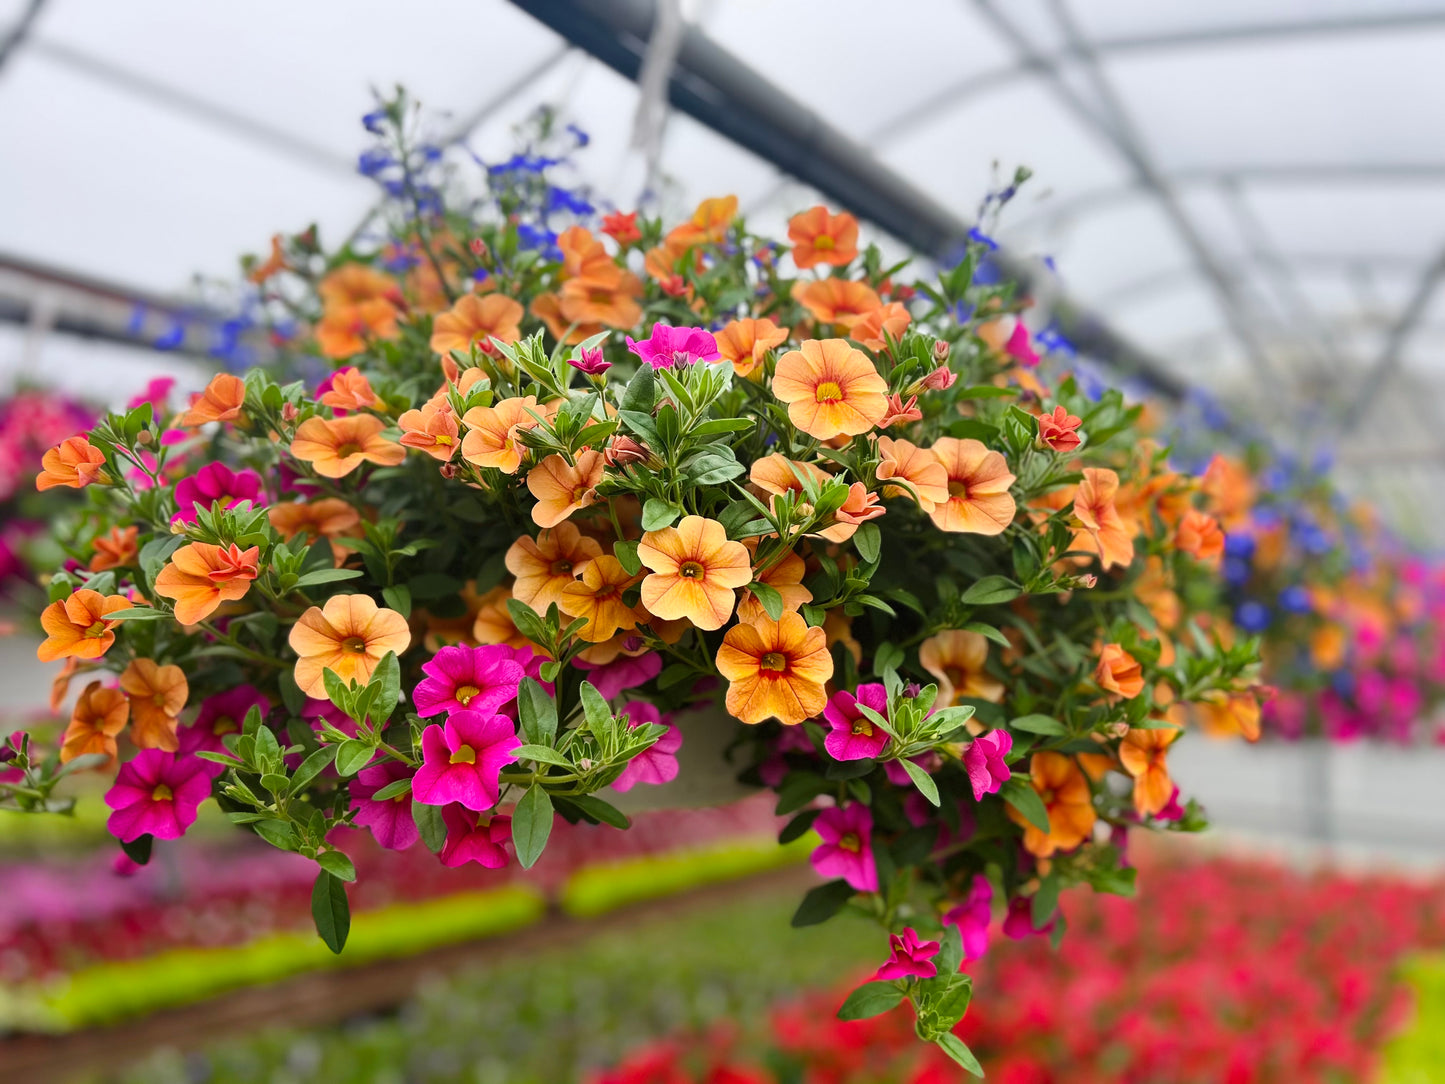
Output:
top-left (281, 402), bottom-right (300, 423)
top-left (439, 462), bottom-right (460, 480)
top-left (469, 238), bottom-right (489, 259)
top-left (932, 339), bottom-right (951, 363)
top-left (0, 745), bottom-right (17, 765)
top-left (136, 430), bottom-right (154, 447)
top-left (605, 435), bottom-right (649, 468)
top-left (918, 364), bottom-right (957, 392)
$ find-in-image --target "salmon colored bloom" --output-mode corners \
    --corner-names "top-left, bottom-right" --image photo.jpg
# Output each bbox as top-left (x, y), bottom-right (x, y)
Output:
top-left (530, 292), bottom-right (604, 346)
top-left (1037, 405), bottom-right (1083, 453)
top-left (430, 293), bottom-right (525, 357)
top-left (1136, 556), bottom-right (1181, 630)
top-left (788, 205), bottom-right (859, 269)
top-left (268, 498), bottom-right (362, 562)
top-left (601, 210), bottom-right (642, 246)
top-left (291, 414), bottom-right (406, 479)
top-left (1072, 468), bottom-right (1135, 570)
top-left (928, 438), bottom-right (1016, 534)
top-left (877, 393), bottom-right (922, 429)
top-left (749, 453), bottom-right (830, 501)
top-left (715, 317), bottom-right (788, 378)
top-left (471, 586), bottom-right (537, 651)
top-left (772, 339), bottom-right (888, 439)
top-left (287, 594), bottom-right (412, 699)
top-left (920, 629), bottom-right (1004, 705)
top-left (398, 400), bottom-right (461, 461)
top-left (1201, 453), bottom-right (1255, 530)
top-left (248, 234), bottom-right (288, 284)
top-left (316, 299), bottom-right (401, 359)
top-left (37, 436), bottom-right (108, 492)
top-left (790, 278), bottom-right (883, 328)
top-left (60, 681), bottom-right (130, 766)
top-left (558, 270), bottom-right (645, 329)
top-left (37, 590), bottom-right (132, 662)
top-left (715, 612), bottom-right (834, 726)
top-left (812, 482), bottom-right (885, 544)
top-left (1009, 752), bottom-right (1096, 857)
top-left (1175, 508), bottom-right (1225, 564)
top-left (176, 373), bottom-right (246, 427)
top-left (1197, 690), bottom-right (1262, 742)
top-left (735, 542), bottom-right (813, 625)
top-left (558, 225), bottom-right (616, 281)
top-left (848, 302), bottom-right (912, 352)
top-left (505, 522), bottom-right (603, 613)
top-left (318, 367), bottom-right (380, 411)
top-left (637, 515), bottom-right (752, 631)
top-left (120, 658), bottom-right (189, 751)
top-left (1119, 727), bottom-right (1179, 816)
top-left (153, 542), bottom-right (261, 625)
top-left (558, 555), bottom-right (642, 642)
top-left (670, 195), bottom-right (737, 247)
top-left (319, 263), bottom-right (401, 309)
top-left (876, 436), bottom-right (948, 512)
top-left (1095, 643), bottom-right (1145, 699)
top-left (460, 396), bottom-right (556, 474)
top-left (90, 526), bottom-right (138, 572)
top-left (527, 449), bottom-right (605, 528)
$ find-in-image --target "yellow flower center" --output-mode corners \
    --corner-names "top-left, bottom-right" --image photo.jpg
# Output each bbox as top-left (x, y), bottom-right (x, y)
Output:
top-left (336, 442), bottom-right (362, 458)
top-left (1039, 787), bottom-right (1056, 806)
top-left (435, 433), bottom-right (454, 446)
top-left (851, 718), bottom-right (873, 737)
top-left (590, 288), bottom-right (613, 304)
top-left (948, 480), bottom-right (970, 499)
top-left (214, 715), bottom-right (238, 735)
top-left (84, 620), bottom-right (108, 638)
top-left (680, 560), bottom-right (706, 579)
top-left (815, 235), bottom-right (836, 251)
top-left (814, 380), bottom-right (843, 404)
top-left (455, 684), bottom-right (481, 706)
top-left (342, 636), bottom-right (368, 654)
top-left (450, 744), bottom-right (477, 765)
top-left (571, 484), bottom-right (591, 502)
top-left (839, 832), bottom-right (861, 853)
top-left (153, 693), bottom-right (168, 707)
top-left (151, 783), bottom-right (173, 802)
top-left (760, 651), bottom-right (788, 673)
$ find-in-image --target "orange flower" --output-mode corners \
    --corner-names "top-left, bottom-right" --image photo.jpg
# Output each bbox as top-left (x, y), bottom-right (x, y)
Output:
top-left (812, 482), bottom-right (885, 544)
top-left (1118, 727), bottom-right (1180, 816)
top-left (637, 515), bottom-right (752, 631)
top-left (1197, 690), bottom-right (1262, 742)
top-left (1095, 643), bottom-right (1144, 699)
top-left (430, 293), bottom-right (525, 357)
top-left (927, 438), bottom-right (1016, 534)
top-left (715, 612), bottom-right (833, 725)
top-left (319, 368), bottom-right (380, 411)
top-left (558, 225), bottom-right (616, 281)
top-left (919, 629), bottom-right (1004, 705)
top-left (319, 264), bottom-right (402, 309)
top-left (287, 594), bottom-right (411, 699)
top-left (531, 292), bottom-right (604, 346)
top-left (50, 657), bottom-right (81, 712)
top-left (715, 317), bottom-right (788, 379)
top-left (749, 453), bottom-right (830, 501)
top-left (461, 396), bottom-right (556, 474)
top-left (1310, 625), bottom-right (1346, 670)
top-left (119, 658), bottom-right (188, 751)
top-left (36, 436), bottom-right (107, 491)
top-left (557, 271), bottom-right (644, 329)
top-left (791, 278), bottom-right (883, 329)
top-left (398, 400), bottom-right (461, 461)
top-left (1009, 752), bottom-right (1096, 857)
top-left (248, 234), bottom-right (288, 284)
top-left (153, 542), bottom-right (261, 625)
top-left (558, 555), bottom-right (642, 641)
top-left (505, 522), bottom-right (603, 613)
top-left (772, 339), bottom-right (888, 440)
top-left (876, 437), bottom-right (948, 512)
top-left (60, 681), bottom-right (129, 766)
top-left (177, 373), bottom-right (246, 427)
top-left (1135, 556), bottom-right (1181, 630)
top-left (736, 542), bottom-right (812, 624)
top-left (291, 414), bottom-right (406, 479)
top-left (527, 450), bottom-right (605, 528)
top-left (824, 609), bottom-right (863, 666)
top-left (1072, 468), bottom-right (1135, 570)
top-left (268, 498), bottom-right (362, 562)
top-left (37, 590), bottom-right (132, 662)
top-left (1201, 453), bottom-right (1255, 530)
top-left (788, 205), bottom-right (859, 269)
top-left (601, 211), bottom-right (642, 246)
top-left (316, 300), bottom-right (400, 359)
top-left (90, 526), bottom-right (139, 572)
top-left (1174, 508), bottom-right (1224, 564)
top-left (848, 302), bottom-right (911, 352)
top-left (471, 586), bottom-right (538, 651)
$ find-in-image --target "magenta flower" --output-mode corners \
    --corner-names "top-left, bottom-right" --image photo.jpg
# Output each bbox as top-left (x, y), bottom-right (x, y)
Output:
top-left (943, 875), bottom-right (993, 963)
top-left (412, 711), bottom-right (520, 811)
top-left (439, 806), bottom-right (512, 868)
top-left (963, 729), bottom-right (1012, 801)
top-left (811, 803), bottom-right (879, 892)
top-left (180, 685), bottom-right (270, 759)
top-left (127, 376), bottom-right (175, 411)
top-left (624, 323), bottom-right (721, 369)
top-left (1005, 321), bottom-right (1040, 367)
top-left (612, 701), bottom-right (682, 792)
top-left (875, 927), bottom-right (940, 981)
top-left (884, 752), bottom-right (939, 788)
top-left (413, 644), bottom-right (525, 719)
top-left (569, 346), bottom-right (612, 375)
top-left (350, 760), bottom-right (419, 851)
top-left (171, 462), bottom-right (265, 525)
top-left (1002, 896), bottom-right (1056, 941)
top-left (573, 644), bottom-right (661, 700)
top-left (105, 750), bottom-right (212, 842)
top-left (822, 683), bottom-right (890, 761)
top-left (1155, 785), bottom-right (1184, 823)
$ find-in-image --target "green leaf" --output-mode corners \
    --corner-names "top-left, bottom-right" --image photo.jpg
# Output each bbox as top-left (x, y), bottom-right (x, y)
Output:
top-left (513, 743), bottom-right (573, 767)
top-left (382, 583), bottom-right (413, 618)
top-left (311, 870), bottom-right (351, 954)
top-left (578, 680), bottom-right (613, 733)
top-left (791, 879), bottom-right (855, 927)
top-left (641, 497), bottom-right (682, 532)
top-left (621, 364), bottom-right (656, 414)
top-left (836, 981), bottom-right (904, 1021)
top-left (935, 1034), bottom-right (984, 1077)
top-left (370, 777), bottom-right (412, 801)
top-left (566, 793), bottom-right (630, 829)
top-left (407, 572), bottom-right (462, 600)
top-left (613, 539), bottom-right (642, 576)
top-left (293, 568), bottom-right (363, 589)
top-left (511, 784), bottom-right (554, 869)
top-left (334, 739), bottom-right (375, 777)
top-left (107, 606), bottom-right (168, 622)
top-left (931, 974), bottom-right (974, 1029)
top-left (1001, 776), bottom-right (1050, 833)
top-left (260, 772), bottom-right (291, 795)
top-left (934, 922), bottom-right (965, 977)
top-left (412, 800), bottom-right (446, 854)
top-left (367, 651), bottom-right (402, 725)
top-left (901, 758), bottom-right (940, 807)
top-left (517, 677), bottom-right (558, 745)
top-left (318, 850), bottom-right (357, 883)
top-left (278, 668), bottom-right (306, 716)
top-left (749, 581), bottom-right (784, 621)
top-left (119, 834), bottom-right (153, 867)
top-left (778, 808), bottom-right (821, 844)
top-left (1010, 714), bottom-right (1068, 736)
top-left (1032, 874), bottom-right (1060, 927)
top-left (287, 746), bottom-right (336, 794)
top-left (254, 819), bottom-right (298, 851)
top-left (960, 575), bottom-right (1022, 606)
top-left (964, 621), bottom-right (1011, 649)
top-left (853, 521), bottom-right (881, 564)
top-left (506, 598), bottom-right (550, 646)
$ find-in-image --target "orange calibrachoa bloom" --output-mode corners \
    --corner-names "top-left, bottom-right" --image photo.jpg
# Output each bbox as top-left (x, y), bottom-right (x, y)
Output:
top-left (928, 438), bottom-right (1016, 534)
top-left (812, 483), bottom-right (885, 543)
top-left (267, 499), bottom-right (362, 561)
top-left (771, 339), bottom-right (888, 440)
top-left (37, 436), bottom-right (108, 491)
top-left (791, 278), bottom-right (882, 328)
top-left (848, 302), bottom-right (912, 352)
top-left (876, 437), bottom-right (949, 512)
top-left (530, 292), bottom-right (604, 346)
top-left (60, 681), bottom-right (130, 766)
top-left (176, 373), bottom-right (246, 427)
top-left (736, 542), bottom-right (812, 625)
top-left (290, 414), bottom-right (406, 478)
top-left (119, 658), bottom-right (189, 751)
top-left (788, 205), bottom-right (859, 269)
top-left (319, 368), bottom-right (380, 411)
top-left (153, 542), bottom-right (261, 625)
top-left (1201, 453), bottom-right (1255, 530)
top-left (1175, 508), bottom-right (1224, 564)
top-left (287, 594), bottom-right (412, 699)
top-left (1010, 752), bottom-right (1097, 857)
top-left (315, 264), bottom-right (402, 359)
top-left (1197, 690), bottom-right (1263, 742)
top-left (397, 401), bottom-right (461, 461)
top-left (919, 629), bottom-right (1005, 705)
top-left (460, 396), bottom-right (557, 474)
top-left (89, 526), bottom-right (139, 572)
top-left (1119, 727), bottom-right (1180, 816)
top-left (1072, 468), bottom-right (1135, 570)
top-left (471, 586), bottom-right (537, 651)
top-left (527, 449), bottom-right (605, 528)
top-left (558, 555), bottom-right (642, 642)
top-left (715, 612), bottom-right (834, 726)
top-left (37, 590), bottom-right (133, 662)
top-left (749, 453), bottom-right (831, 502)
top-left (636, 515), bottom-right (752, 631)
top-left (505, 522), bottom-right (603, 612)
top-left (715, 317), bottom-right (788, 379)
top-left (1095, 643), bottom-right (1145, 699)
top-left (429, 293), bottom-right (525, 357)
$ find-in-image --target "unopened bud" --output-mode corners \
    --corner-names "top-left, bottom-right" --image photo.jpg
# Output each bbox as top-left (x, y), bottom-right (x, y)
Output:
top-left (136, 430), bottom-right (154, 447)
top-left (439, 462), bottom-right (459, 480)
top-left (578, 758), bottom-right (594, 771)
top-left (0, 746), bottom-right (17, 765)
top-left (932, 339), bottom-right (951, 363)
top-left (281, 402), bottom-right (299, 423)
top-left (1106, 720), bottom-right (1130, 739)
top-left (605, 435), bottom-right (648, 468)
top-left (904, 681), bottom-right (922, 698)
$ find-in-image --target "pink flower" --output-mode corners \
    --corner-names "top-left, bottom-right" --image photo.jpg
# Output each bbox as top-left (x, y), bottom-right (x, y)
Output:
top-left (822, 683), bottom-right (890, 761)
top-left (879, 393), bottom-right (922, 428)
top-left (1003, 896), bottom-right (1056, 940)
top-left (875, 927), bottom-right (940, 981)
top-left (350, 760), bottom-right (419, 851)
top-left (305, 697), bottom-right (359, 739)
top-left (413, 644), bottom-right (525, 718)
top-left (943, 876), bottom-right (993, 963)
top-left (612, 701), bottom-right (682, 792)
top-left (1155, 785), bottom-right (1185, 823)
top-left (180, 686), bottom-right (270, 760)
top-left (963, 729), bottom-right (1012, 801)
top-left (105, 750), bottom-right (212, 841)
top-left (171, 462), bottom-right (265, 525)
top-left (919, 364), bottom-right (957, 391)
top-left (412, 710), bottom-right (520, 811)
top-left (573, 645), bottom-right (662, 700)
top-left (811, 803), bottom-right (879, 892)
top-left (127, 377), bottom-right (175, 412)
top-left (570, 346), bottom-right (612, 375)
top-left (439, 806), bottom-right (512, 868)
top-left (625, 323), bottom-right (721, 369)
top-left (1005, 321), bottom-right (1040, 367)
